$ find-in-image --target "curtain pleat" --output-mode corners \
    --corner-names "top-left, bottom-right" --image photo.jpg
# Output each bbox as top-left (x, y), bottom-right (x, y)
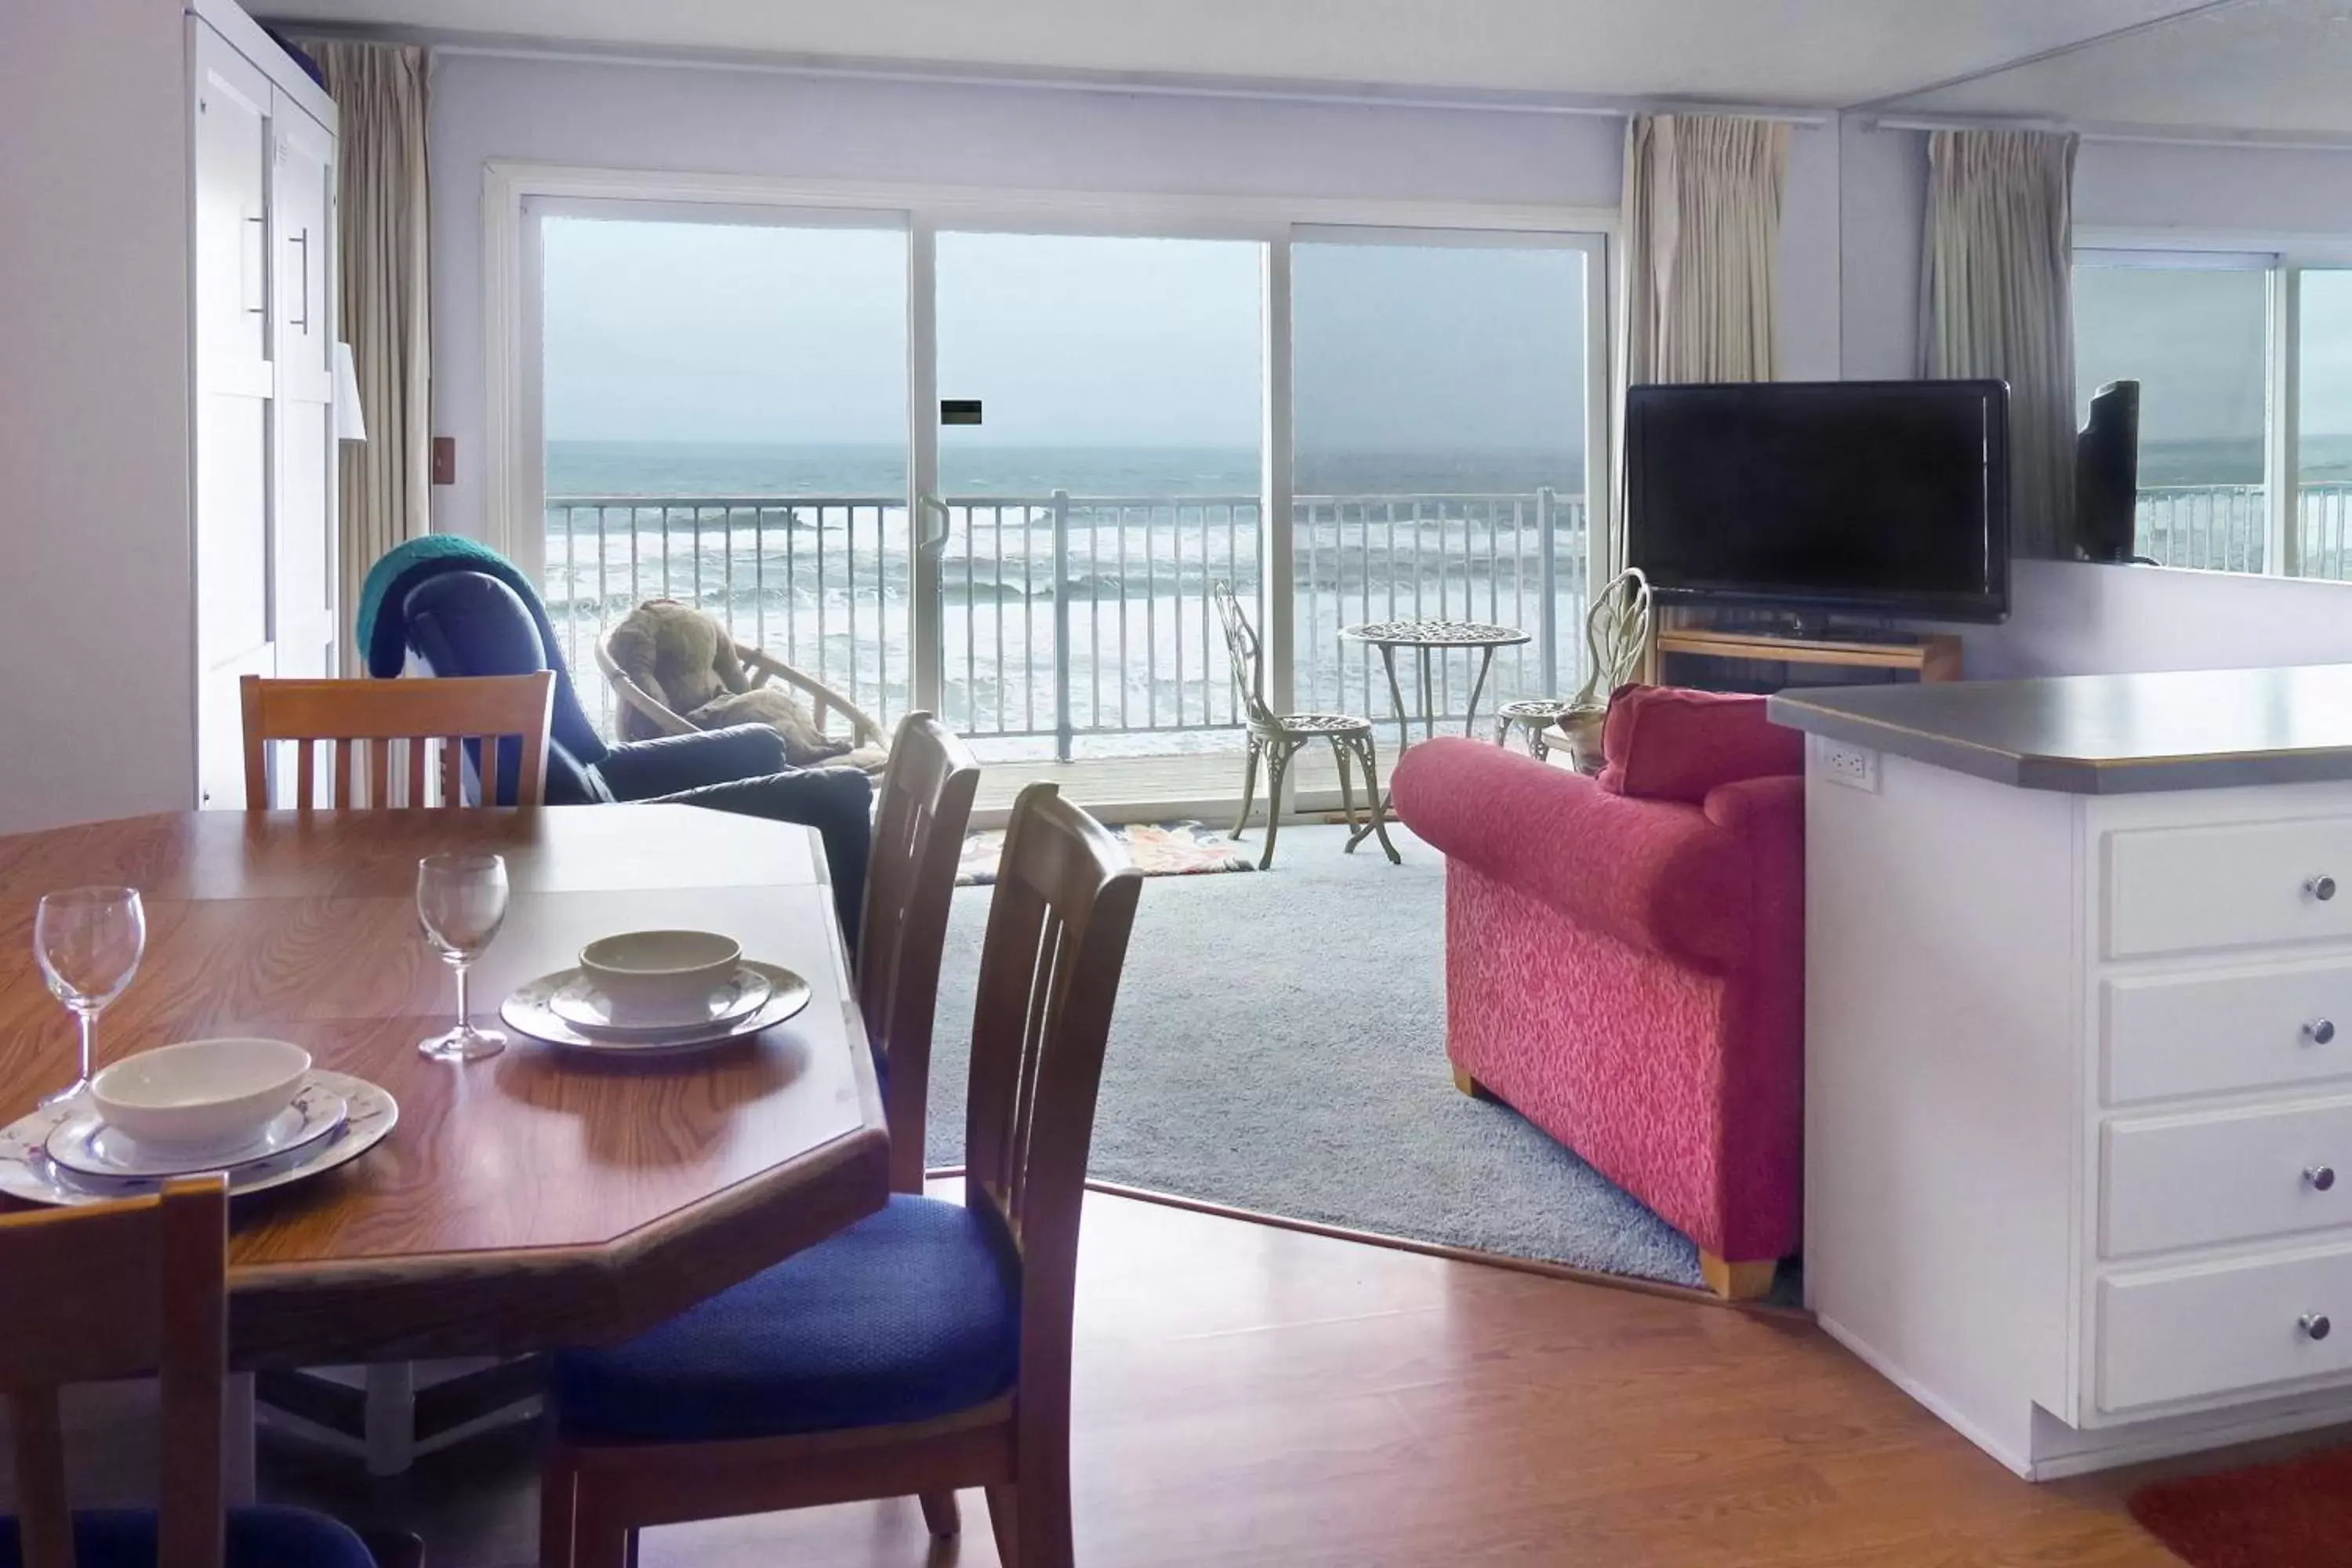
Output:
top-left (1613, 114), bottom-right (1789, 562)
top-left (1921, 129), bottom-right (2078, 559)
top-left (308, 41), bottom-right (432, 659)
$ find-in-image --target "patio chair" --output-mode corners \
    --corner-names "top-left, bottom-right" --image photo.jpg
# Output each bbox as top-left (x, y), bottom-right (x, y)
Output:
top-left (1212, 580), bottom-right (1399, 869)
top-left (594, 622), bottom-right (891, 769)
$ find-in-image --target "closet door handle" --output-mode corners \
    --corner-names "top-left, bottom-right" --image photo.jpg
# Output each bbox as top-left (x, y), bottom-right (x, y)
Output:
top-left (287, 227), bottom-right (310, 334)
top-left (244, 216), bottom-right (267, 314)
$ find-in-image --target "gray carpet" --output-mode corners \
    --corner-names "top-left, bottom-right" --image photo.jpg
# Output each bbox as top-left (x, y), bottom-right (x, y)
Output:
top-left (927, 822), bottom-right (1706, 1290)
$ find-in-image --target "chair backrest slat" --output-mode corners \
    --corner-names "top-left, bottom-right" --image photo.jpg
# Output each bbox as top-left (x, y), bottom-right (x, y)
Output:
top-left (0, 1178), bottom-right (230, 1568)
top-left (1210, 581), bottom-right (1275, 728)
top-left (962, 784), bottom-right (1140, 1410)
top-left (858, 713), bottom-right (982, 1192)
top-left (240, 674), bottom-right (555, 811)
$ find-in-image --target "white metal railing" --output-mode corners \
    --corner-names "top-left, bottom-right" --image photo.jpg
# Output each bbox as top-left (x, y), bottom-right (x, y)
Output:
top-left (2135, 481), bottom-right (2352, 577)
top-left (542, 490), bottom-right (1590, 753)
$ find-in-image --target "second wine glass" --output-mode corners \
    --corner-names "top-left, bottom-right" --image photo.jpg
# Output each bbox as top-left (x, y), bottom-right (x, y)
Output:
top-left (416, 852), bottom-right (509, 1062)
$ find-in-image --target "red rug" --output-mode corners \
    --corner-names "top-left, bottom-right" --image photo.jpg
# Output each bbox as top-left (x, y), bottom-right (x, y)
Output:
top-left (2129, 1445), bottom-right (2352, 1566)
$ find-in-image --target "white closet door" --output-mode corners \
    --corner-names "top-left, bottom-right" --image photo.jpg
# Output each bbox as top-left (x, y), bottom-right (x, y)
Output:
top-left (191, 26), bottom-right (275, 808)
top-left (271, 96), bottom-right (337, 687)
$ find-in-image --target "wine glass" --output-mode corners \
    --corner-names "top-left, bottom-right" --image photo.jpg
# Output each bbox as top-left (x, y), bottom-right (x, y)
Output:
top-left (33, 886), bottom-right (147, 1105)
top-left (416, 853), bottom-right (510, 1062)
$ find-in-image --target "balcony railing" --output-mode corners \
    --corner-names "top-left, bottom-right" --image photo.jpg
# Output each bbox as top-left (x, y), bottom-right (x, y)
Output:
top-left (2136, 482), bottom-right (2352, 578)
top-left (542, 490), bottom-right (1590, 755)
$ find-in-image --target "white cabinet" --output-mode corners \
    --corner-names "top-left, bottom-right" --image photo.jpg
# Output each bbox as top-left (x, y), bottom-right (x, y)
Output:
top-left (1806, 753), bottom-right (2352, 1479)
top-left (187, 2), bottom-right (339, 808)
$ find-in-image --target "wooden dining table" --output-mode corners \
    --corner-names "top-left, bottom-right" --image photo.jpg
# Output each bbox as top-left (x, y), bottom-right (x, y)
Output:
top-left (0, 804), bottom-right (890, 1372)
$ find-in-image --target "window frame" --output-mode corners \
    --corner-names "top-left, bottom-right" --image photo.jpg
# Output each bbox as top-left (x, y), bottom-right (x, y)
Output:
top-left (2076, 227), bottom-right (2352, 579)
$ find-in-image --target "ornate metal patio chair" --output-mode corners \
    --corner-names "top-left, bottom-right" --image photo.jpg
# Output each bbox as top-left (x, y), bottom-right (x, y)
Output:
top-left (1556, 567), bottom-right (1655, 773)
top-left (1213, 581), bottom-right (1399, 869)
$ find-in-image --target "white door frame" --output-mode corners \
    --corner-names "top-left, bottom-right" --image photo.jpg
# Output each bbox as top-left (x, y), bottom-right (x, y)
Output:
top-left (484, 161), bottom-right (1616, 722)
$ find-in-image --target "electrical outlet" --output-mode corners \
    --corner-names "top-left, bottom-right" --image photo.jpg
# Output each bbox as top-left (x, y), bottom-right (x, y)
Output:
top-left (1818, 738), bottom-right (1880, 793)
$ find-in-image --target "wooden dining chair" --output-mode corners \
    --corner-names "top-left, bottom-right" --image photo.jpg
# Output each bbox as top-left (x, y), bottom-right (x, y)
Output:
top-left (0, 1177), bottom-right (383, 1568)
top-left (239, 672), bottom-right (556, 810)
top-left (541, 782), bottom-right (1143, 1568)
top-left (858, 712), bottom-right (982, 1194)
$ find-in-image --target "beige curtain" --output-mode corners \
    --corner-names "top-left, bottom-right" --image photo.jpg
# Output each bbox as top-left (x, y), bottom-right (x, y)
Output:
top-left (1613, 114), bottom-right (1790, 561)
top-left (310, 41), bottom-right (432, 648)
top-left (1921, 129), bottom-right (2078, 559)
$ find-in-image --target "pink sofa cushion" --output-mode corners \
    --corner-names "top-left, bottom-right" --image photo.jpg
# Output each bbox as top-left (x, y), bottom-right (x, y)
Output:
top-left (1597, 684), bottom-right (1804, 804)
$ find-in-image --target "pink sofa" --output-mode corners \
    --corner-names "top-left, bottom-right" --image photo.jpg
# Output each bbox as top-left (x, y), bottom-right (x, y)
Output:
top-left (1392, 688), bottom-right (1805, 1298)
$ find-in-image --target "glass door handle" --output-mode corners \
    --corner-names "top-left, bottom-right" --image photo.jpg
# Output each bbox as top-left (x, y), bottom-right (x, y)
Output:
top-left (917, 495), bottom-right (951, 554)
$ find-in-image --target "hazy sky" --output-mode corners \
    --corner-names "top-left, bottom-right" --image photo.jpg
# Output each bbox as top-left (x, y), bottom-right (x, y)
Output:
top-left (541, 216), bottom-right (1587, 453)
top-left (543, 215), bottom-right (2348, 460)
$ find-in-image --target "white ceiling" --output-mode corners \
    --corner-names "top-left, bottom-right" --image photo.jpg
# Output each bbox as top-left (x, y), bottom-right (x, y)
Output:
top-left (1887, 0), bottom-right (2352, 135)
top-left (269, 0), bottom-right (2217, 108)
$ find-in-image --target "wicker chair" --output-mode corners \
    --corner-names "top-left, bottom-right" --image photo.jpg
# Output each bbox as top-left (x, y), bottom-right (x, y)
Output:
top-left (594, 626), bottom-right (891, 768)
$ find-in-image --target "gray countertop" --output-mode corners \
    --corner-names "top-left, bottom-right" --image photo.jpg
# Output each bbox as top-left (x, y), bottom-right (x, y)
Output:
top-left (1766, 664), bottom-right (2352, 793)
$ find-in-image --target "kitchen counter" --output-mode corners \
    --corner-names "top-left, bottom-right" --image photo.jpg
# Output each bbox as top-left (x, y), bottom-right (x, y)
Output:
top-left (1768, 662), bottom-right (2352, 793)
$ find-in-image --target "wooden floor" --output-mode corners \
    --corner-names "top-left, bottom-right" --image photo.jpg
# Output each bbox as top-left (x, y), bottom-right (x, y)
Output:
top-left (180, 1189), bottom-right (2327, 1566)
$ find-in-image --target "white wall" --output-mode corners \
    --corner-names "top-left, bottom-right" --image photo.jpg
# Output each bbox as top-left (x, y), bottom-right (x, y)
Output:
top-left (423, 52), bottom-right (1849, 541)
top-left (1965, 560), bottom-right (2352, 677)
top-left (0, 0), bottom-right (195, 833)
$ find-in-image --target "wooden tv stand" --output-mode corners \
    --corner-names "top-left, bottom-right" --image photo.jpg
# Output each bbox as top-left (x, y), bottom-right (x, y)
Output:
top-left (1647, 626), bottom-right (1965, 685)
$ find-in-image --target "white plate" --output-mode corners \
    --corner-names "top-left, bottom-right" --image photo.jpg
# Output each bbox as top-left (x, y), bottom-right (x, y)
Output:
top-left (503, 960), bottom-right (811, 1054)
top-left (47, 1081), bottom-right (347, 1180)
top-left (0, 1071), bottom-right (397, 1208)
top-left (546, 966), bottom-right (773, 1036)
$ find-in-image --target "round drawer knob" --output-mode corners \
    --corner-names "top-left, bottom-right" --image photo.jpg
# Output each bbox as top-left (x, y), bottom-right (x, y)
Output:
top-left (2310, 1167), bottom-right (2339, 1192)
top-left (2310, 1019), bottom-right (2339, 1046)
top-left (2304, 1313), bottom-right (2334, 1341)
top-left (2310, 876), bottom-right (2340, 902)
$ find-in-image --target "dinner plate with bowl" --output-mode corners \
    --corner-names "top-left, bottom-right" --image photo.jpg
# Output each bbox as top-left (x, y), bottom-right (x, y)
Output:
top-left (549, 965), bottom-right (773, 1037)
top-left (0, 1063), bottom-right (399, 1207)
top-left (503, 959), bottom-right (812, 1054)
top-left (48, 1075), bottom-right (347, 1180)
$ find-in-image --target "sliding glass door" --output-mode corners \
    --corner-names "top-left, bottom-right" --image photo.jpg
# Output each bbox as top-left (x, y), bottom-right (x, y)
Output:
top-left (534, 203), bottom-right (911, 733)
top-left (1290, 229), bottom-right (1602, 725)
top-left (524, 194), bottom-right (1605, 763)
top-left (935, 231), bottom-right (1263, 758)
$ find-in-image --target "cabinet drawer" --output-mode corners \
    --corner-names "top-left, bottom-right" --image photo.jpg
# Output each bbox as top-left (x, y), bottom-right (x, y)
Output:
top-left (2106, 960), bottom-right (2352, 1105)
top-left (2105, 1096), bottom-right (2352, 1256)
top-left (2100, 1246), bottom-right (2352, 1414)
top-left (2107, 819), bottom-right (2352, 958)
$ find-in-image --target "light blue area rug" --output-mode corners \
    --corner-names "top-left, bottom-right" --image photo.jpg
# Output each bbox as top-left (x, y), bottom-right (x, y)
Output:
top-left (926, 822), bottom-right (1706, 1290)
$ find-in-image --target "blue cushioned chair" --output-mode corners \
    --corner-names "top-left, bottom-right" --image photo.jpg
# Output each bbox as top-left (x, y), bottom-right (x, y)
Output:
top-left (542, 783), bottom-right (1143, 1568)
top-left (0, 1177), bottom-right (393, 1568)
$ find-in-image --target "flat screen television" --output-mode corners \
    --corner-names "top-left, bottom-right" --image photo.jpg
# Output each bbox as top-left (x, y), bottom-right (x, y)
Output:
top-left (1624, 379), bottom-right (2011, 623)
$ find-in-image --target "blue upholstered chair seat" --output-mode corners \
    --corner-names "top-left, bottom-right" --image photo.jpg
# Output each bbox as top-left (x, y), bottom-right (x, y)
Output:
top-left (0, 1507), bottom-right (376, 1567)
top-left (550, 1196), bottom-right (1020, 1444)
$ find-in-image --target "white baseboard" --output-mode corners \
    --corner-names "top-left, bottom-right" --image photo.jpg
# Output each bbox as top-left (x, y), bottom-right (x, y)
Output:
top-left (1813, 1315), bottom-right (2034, 1479)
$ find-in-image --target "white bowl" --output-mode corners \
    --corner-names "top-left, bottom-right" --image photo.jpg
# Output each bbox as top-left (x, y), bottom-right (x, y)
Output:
top-left (89, 1038), bottom-right (311, 1152)
top-left (579, 930), bottom-right (743, 1023)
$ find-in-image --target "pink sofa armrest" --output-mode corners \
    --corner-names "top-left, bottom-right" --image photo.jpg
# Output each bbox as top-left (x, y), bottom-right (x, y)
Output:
top-left (1392, 737), bottom-right (1755, 970)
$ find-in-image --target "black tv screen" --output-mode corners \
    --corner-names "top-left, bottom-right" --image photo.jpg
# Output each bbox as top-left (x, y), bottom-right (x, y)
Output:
top-left (1624, 379), bottom-right (2011, 623)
